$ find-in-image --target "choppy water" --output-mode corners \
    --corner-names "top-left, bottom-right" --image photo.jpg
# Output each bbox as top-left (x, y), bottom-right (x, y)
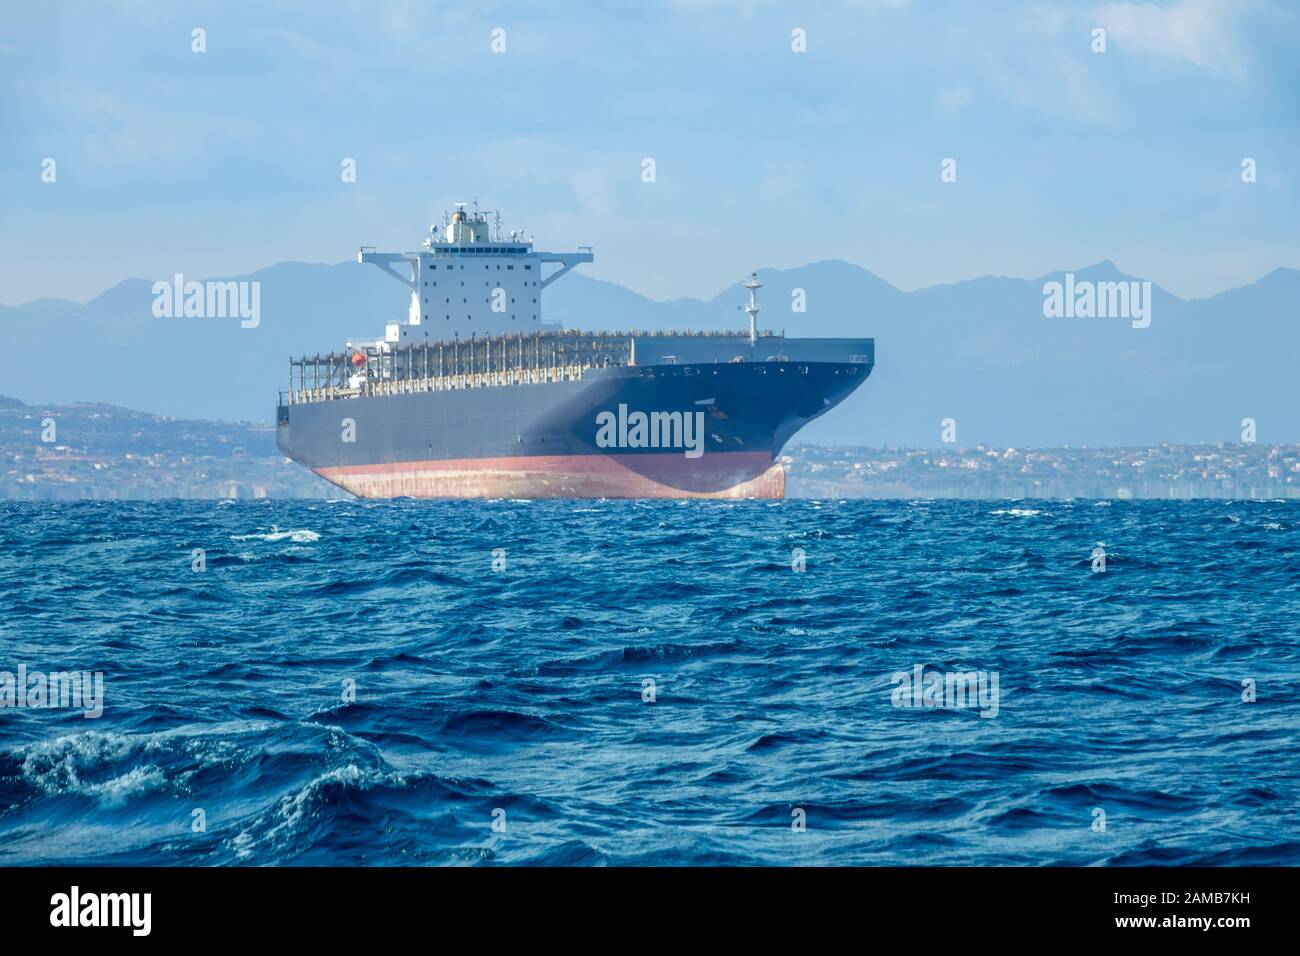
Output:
top-left (1, 498), bottom-right (1297, 866)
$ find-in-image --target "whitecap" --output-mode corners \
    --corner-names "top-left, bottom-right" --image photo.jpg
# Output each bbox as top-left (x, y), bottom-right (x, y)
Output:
top-left (83, 766), bottom-right (168, 807)
top-left (16, 732), bottom-right (167, 806)
top-left (225, 764), bottom-right (387, 860)
top-left (231, 528), bottom-right (320, 543)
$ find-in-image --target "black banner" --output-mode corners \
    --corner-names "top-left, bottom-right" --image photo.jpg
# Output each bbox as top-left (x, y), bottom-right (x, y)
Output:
top-left (0, 866), bottom-right (1283, 941)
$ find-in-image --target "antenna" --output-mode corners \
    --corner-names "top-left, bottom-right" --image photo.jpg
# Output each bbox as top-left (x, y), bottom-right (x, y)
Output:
top-left (742, 272), bottom-right (762, 346)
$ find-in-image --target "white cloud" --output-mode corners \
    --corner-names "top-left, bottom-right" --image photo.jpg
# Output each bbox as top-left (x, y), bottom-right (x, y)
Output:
top-left (973, 43), bottom-right (1121, 127)
top-left (568, 167), bottom-right (619, 219)
top-left (936, 86), bottom-right (973, 114)
top-left (1096, 0), bottom-right (1250, 77)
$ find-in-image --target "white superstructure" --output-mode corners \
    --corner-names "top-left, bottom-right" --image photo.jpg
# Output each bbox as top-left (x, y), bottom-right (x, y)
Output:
top-left (357, 202), bottom-right (593, 344)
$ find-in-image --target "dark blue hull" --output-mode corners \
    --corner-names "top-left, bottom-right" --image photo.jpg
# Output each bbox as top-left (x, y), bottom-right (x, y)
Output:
top-left (277, 335), bottom-right (873, 498)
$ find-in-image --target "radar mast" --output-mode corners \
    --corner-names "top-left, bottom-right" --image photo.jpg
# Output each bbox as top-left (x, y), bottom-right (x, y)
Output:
top-left (742, 273), bottom-right (762, 346)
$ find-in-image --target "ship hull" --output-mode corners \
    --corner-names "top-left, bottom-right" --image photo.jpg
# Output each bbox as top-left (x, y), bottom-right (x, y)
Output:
top-left (277, 343), bottom-right (873, 500)
top-left (314, 451), bottom-right (785, 499)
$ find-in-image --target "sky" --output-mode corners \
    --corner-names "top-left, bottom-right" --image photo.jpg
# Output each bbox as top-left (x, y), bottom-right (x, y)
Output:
top-left (1, 0), bottom-right (1298, 305)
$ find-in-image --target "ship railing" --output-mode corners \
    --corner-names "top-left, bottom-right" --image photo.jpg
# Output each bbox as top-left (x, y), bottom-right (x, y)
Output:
top-left (284, 328), bottom-right (785, 405)
top-left (350, 363), bottom-right (593, 399)
top-left (284, 367), bottom-right (596, 403)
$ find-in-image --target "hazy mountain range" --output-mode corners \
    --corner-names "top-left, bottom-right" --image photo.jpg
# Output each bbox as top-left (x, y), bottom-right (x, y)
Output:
top-left (3, 259), bottom-right (1296, 447)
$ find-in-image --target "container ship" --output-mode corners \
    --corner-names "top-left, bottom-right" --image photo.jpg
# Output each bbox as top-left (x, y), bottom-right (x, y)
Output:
top-left (276, 203), bottom-right (874, 498)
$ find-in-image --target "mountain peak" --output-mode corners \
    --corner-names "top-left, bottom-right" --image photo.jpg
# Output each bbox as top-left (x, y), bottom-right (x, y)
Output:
top-left (3, 258), bottom-right (1296, 445)
top-left (1067, 259), bottom-right (1126, 281)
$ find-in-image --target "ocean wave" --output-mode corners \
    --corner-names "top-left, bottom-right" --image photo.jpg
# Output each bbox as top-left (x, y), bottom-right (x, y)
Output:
top-left (1, 498), bottom-right (1298, 866)
top-left (230, 527), bottom-right (320, 543)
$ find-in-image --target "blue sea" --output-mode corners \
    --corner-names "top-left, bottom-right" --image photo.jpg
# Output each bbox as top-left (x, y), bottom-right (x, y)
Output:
top-left (1, 498), bottom-right (1297, 866)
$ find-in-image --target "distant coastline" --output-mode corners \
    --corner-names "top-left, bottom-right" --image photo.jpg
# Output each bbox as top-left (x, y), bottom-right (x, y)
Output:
top-left (3, 396), bottom-right (1294, 501)
top-left (786, 442), bottom-right (1300, 500)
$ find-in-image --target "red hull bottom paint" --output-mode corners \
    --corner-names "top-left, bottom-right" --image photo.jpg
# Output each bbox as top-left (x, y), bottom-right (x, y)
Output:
top-left (315, 452), bottom-right (786, 500)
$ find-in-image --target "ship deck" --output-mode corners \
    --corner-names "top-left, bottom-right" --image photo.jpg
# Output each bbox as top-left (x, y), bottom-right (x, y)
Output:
top-left (281, 328), bottom-right (803, 408)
